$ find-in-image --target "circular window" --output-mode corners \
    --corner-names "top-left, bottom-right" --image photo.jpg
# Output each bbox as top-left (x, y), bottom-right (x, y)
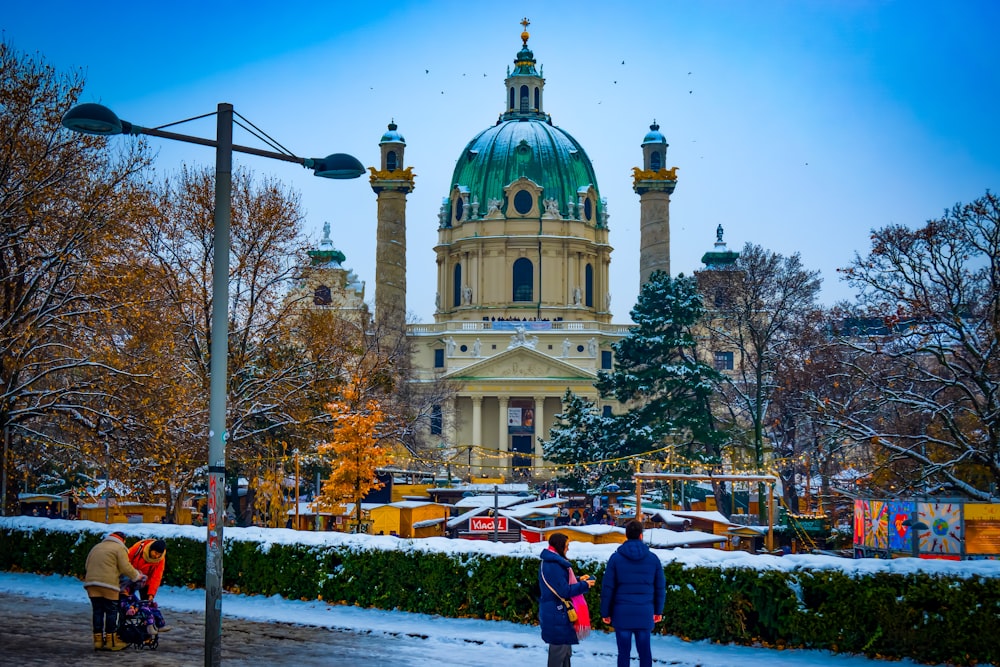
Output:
top-left (454, 197), bottom-right (464, 222)
top-left (584, 198), bottom-right (593, 221)
top-left (513, 190), bottom-right (534, 215)
top-left (460, 345), bottom-right (468, 353)
top-left (576, 345), bottom-right (585, 353)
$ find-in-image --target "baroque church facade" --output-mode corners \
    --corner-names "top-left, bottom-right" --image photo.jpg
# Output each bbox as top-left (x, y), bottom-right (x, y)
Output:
top-left (302, 23), bottom-right (722, 479)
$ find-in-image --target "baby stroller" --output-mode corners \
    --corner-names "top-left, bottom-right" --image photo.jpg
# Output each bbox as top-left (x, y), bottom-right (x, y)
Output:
top-left (117, 580), bottom-right (164, 649)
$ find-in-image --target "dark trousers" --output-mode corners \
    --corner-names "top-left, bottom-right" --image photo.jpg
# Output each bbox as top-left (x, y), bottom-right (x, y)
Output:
top-left (546, 643), bottom-right (572, 667)
top-left (89, 596), bottom-right (118, 634)
top-left (615, 629), bottom-right (652, 667)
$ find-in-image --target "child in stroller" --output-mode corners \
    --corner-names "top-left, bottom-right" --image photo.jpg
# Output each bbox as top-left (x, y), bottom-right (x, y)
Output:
top-left (118, 578), bottom-right (168, 649)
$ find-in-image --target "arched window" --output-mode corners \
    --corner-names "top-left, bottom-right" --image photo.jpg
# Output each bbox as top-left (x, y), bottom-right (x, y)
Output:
top-left (453, 263), bottom-right (462, 307)
top-left (386, 150), bottom-right (397, 171)
top-left (519, 85), bottom-right (530, 112)
top-left (585, 264), bottom-right (594, 307)
top-left (534, 87), bottom-right (539, 109)
top-left (650, 150), bottom-right (662, 171)
top-left (454, 197), bottom-right (464, 223)
top-left (509, 87), bottom-right (515, 111)
top-left (512, 258), bottom-right (533, 302)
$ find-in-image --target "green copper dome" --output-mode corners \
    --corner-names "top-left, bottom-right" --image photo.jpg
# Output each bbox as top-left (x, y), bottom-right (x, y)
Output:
top-left (446, 22), bottom-right (604, 226)
top-left (449, 120), bottom-right (602, 224)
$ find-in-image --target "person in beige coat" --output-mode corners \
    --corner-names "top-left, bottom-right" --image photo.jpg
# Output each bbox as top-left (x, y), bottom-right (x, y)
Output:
top-left (84, 531), bottom-right (146, 651)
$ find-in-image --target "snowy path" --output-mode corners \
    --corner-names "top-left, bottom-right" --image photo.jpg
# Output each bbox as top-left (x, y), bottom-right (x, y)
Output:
top-left (0, 572), bottom-right (939, 666)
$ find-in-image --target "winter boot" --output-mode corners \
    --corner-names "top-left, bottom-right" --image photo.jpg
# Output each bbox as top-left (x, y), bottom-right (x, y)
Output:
top-left (106, 633), bottom-right (129, 651)
top-left (146, 624), bottom-right (157, 637)
top-left (156, 625), bottom-right (172, 632)
top-left (93, 633), bottom-right (105, 650)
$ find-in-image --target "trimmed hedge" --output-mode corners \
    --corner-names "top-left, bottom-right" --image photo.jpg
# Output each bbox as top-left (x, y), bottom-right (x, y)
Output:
top-left (2, 521), bottom-right (998, 665)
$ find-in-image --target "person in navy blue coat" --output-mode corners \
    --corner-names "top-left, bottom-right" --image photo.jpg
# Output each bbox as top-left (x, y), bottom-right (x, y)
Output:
top-left (539, 533), bottom-right (594, 667)
top-left (600, 520), bottom-right (665, 667)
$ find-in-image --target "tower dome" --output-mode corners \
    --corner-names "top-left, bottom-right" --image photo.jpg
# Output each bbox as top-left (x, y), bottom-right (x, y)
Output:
top-left (433, 21), bottom-right (613, 323)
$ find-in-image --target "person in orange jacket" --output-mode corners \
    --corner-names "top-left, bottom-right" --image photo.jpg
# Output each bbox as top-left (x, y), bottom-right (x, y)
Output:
top-left (127, 538), bottom-right (171, 633)
top-left (127, 538), bottom-right (166, 599)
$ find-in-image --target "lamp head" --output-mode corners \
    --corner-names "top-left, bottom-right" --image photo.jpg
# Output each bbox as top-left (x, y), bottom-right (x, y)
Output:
top-left (308, 153), bottom-right (365, 179)
top-left (62, 103), bottom-right (125, 136)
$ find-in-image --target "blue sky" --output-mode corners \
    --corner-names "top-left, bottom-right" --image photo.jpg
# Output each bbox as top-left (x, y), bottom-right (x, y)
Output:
top-left (4, 1), bottom-right (999, 322)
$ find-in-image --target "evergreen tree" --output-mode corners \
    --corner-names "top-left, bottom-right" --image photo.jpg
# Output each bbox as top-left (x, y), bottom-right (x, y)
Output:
top-left (596, 271), bottom-right (724, 462)
top-left (543, 390), bottom-right (622, 491)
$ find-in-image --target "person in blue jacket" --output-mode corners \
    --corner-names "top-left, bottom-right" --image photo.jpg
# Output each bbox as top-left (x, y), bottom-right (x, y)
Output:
top-left (600, 520), bottom-right (666, 667)
top-left (539, 533), bottom-right (594, 667)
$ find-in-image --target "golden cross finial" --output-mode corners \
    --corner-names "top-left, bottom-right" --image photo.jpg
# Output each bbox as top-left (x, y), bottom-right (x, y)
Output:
top-left (520, 17), bottom-right (530, 46)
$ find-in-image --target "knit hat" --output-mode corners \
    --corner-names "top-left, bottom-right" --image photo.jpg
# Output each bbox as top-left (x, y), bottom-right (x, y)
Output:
top-left (108, 531), bottom-right (126, 542)
top-left (150, 539), bottom-right (167, 553)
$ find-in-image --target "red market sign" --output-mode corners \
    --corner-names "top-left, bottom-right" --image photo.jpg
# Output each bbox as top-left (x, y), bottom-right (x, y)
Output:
top-left (469, 516), bottom-right (508, 532)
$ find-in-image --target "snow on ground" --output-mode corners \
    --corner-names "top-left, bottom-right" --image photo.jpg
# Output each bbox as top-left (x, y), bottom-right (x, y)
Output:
top-left (5, 516), bottom-right (994, 665)
top-left (0, 571), bottom-right (943, 667)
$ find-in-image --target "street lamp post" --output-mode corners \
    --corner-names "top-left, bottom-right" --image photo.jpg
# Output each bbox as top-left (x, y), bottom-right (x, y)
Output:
top-left (62, 101), bottom-right (363, 667)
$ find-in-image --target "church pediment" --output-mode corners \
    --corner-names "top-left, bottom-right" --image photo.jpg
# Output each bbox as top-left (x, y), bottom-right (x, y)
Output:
top-left (444, 346), bottom-right (595, 381)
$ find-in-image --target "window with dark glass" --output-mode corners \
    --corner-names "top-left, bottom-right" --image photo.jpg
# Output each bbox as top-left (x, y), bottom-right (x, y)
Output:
top-left (453, 263), bottom-right (462, 307)
top-left (434, 349), bottom-right (444, 368)
top-left (454, 196), bottom-right (464, 223)
top-left (585, 264), bottom-right (594, 307)
top-left (534, 87), bottom-right (539, 109)
top-left (714, 351), bottom-right (734, 371)
top-left (430, 405), bottom-right (443, 435)
top-left (650, 150), bottom-right (662, 171)
top-left (584, 198), bottom-right (593, 221)
top-left (386, 150), bottom-right (397, 171)
top-left (313, 285), bottom-right (331, 306)
top-left (513, 258), bottom-right (533, 302)
top-left (513, 190), bottom-right (533, 215)
top-left (601, 350), bottom-right (612, 369)
top-left (519, 85), bottom-right (530, 112)
top-left (509, 87), bottom-right (515, 110)
top-left (602, 405), bottom-right (613, 418)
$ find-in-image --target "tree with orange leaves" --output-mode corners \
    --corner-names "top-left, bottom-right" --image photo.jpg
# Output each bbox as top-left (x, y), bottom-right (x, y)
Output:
top-left (314, 377), bottom-right (396, 531)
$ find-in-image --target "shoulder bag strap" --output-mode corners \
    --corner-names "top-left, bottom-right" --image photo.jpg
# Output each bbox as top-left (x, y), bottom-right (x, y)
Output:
top-left (540, 565), bottom-right (572, 606)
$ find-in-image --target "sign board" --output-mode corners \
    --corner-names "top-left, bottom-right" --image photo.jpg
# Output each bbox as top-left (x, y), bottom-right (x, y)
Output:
top-left (469, 516), bottom-right (508, 532)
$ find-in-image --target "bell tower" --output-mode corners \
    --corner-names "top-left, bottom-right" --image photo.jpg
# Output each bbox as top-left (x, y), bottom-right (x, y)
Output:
top-left (370, 120), bottom-right (415, 333)
top-left (632, 120), bottom-right (677, 289)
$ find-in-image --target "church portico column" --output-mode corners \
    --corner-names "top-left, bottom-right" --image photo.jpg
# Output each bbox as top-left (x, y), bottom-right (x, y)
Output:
top-left (533, 396), bottom-right (545, 470)
top-left (471, 396), bottom-right (483, 474)
top-left (497, 395), bottom-right (509, 478)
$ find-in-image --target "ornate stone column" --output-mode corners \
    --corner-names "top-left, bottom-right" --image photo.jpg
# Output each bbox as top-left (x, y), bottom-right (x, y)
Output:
top-left (534, 396), bottom-right (546, 469)
top-left (497, 395), bottom-right (509, 477)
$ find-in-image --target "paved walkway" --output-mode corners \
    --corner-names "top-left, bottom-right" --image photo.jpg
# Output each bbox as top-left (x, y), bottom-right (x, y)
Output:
top-left (0, 592), bottom-right (432, 667)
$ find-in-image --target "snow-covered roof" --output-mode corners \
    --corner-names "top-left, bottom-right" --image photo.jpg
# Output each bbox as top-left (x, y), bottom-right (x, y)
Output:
top-left (447, 506), bottom-right (489, 529)
top-left (453, 494), bottom-right (526, 509)
top-left (500, 506), bottom-right (559, 519)
top-left (389, 500), bottom-right (440, 509)
top-left (563, 524), bottom-right (625, 537)
top-left (412, 517), bottom-right (447, 528)
top-left (668, 510), bottom-right (737, 526)
top-left (508, 497), bottom-right (567, 509)
top-left (644, 528), bottom-right (727, 548)
top-left (644, 509), bottom-right (691, 528)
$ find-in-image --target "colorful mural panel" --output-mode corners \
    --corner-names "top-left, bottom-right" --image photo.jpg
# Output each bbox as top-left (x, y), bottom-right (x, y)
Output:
top-left (918, 502), bottom-right (962, 555)
top-left (865, 500), bottom-right (888, 549)
top-left (888, 501), bottom-right (915, 551)
top-left (853, 499), bottom-right (864, 546)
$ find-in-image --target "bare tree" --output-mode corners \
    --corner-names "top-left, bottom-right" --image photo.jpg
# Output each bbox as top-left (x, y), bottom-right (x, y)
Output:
top-left (701, 244), bottom-right (822, 519)
top-left (824, 191), bottom-right (1000, 500)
